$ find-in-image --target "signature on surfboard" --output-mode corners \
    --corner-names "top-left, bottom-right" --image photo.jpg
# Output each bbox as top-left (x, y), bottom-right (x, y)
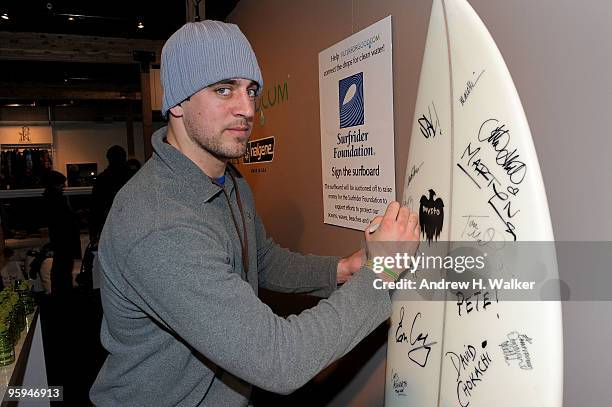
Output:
top-left (418, 101), bottom-right (442, 139)
top-left (395, 307), bottom-right (437, 367)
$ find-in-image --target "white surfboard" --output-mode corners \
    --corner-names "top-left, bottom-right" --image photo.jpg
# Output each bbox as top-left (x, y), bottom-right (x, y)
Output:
top-left (385, 1), bottom-right (563, 406)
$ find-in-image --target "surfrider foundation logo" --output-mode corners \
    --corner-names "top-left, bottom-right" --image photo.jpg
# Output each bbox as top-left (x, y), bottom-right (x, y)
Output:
top-left (339, 72), bottom-right (365, 129)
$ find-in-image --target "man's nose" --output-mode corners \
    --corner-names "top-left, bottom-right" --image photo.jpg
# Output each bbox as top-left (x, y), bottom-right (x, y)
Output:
top-left (233, 91), bottom-right (255, 120)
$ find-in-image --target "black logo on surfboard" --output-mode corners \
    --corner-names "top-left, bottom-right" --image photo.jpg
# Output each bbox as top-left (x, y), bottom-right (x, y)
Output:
top-left (420, 189), bottom-right (444, 245)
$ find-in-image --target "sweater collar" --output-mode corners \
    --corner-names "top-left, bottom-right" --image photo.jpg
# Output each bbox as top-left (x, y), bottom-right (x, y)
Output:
top-left (151, 126), bottom-right (243, 202)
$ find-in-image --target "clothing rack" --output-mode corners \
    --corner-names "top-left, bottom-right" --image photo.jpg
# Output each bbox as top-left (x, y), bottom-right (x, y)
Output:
top-left (0, 144), bottom-right (55, 190)
top-left (1, 143), bottom-right (54, 150)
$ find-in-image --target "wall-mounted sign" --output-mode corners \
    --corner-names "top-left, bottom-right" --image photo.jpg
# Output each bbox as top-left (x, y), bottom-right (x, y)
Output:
top-left (230, 136), bottom-right (275, 173)
top-left (318, 16), bottom-right (395, 230)
top-left (0, 126), bottom-right (53, 145)
top-left (243, 136), bottom-right (275, 164)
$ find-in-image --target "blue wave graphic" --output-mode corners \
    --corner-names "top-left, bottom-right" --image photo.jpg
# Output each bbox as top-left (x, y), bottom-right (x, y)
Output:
top-left (339, 72), bottom-right (365, 129)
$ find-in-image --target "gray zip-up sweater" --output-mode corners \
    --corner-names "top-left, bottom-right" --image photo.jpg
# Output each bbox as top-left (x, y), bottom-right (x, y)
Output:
top-left (90, 127), bottom-right (392, 406)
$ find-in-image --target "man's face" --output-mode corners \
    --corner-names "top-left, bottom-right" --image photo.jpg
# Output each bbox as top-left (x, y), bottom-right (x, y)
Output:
top-left (180, 78), bottom-right (258, 160)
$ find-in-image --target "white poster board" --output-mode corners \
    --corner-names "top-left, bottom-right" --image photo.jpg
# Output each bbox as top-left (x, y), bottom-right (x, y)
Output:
top-left (318, 16), bottom-right (395, 231)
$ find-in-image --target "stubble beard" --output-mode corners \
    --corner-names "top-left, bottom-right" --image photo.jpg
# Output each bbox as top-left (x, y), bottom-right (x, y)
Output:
top-left (184, 119), bottom-right (249, 160)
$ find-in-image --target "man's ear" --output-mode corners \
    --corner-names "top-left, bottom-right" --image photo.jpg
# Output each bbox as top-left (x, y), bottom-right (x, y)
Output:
top-left (169, 104), bottom-right (184, 118)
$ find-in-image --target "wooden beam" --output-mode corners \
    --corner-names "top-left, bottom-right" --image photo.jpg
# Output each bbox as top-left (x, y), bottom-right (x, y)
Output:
top-left (126, 103), bottom-right (135, 157)
top-left (0, 83), bottom-right (141, 100)
top-left (140, 70), bottom-right (153, 159)
top-left (0, 32), bottom-right (164, 64)
top-left (186, 0), bottom-right (206, 22)
top-left (0, 223), bottom-right (5, 272)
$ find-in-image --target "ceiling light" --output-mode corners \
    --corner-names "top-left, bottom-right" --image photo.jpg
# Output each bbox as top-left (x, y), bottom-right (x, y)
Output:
top-left (137, 21), bottom-right (144, 29)
top-left (1, 13), bottom-right (9, 20)
top-left (4, 102), bottom-right (36, 107)
top-left (68, 16), bottom-right (75, 21)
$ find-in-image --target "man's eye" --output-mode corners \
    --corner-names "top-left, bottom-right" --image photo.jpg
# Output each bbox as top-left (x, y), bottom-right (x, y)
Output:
top-left (247, 88), bottom-right (257, 97)
top-left (216, 88), bottom-right (231, 96)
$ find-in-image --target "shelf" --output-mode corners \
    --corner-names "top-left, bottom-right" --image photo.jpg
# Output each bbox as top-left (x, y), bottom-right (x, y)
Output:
top-left (0, 187), bottom-right (92, 199)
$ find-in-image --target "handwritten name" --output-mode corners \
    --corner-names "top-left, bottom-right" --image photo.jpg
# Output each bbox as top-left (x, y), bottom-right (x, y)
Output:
top-left (461, 215), bottom-right (497, 244)
top-left (396, 307), bottom-right (437, 368)
top-left (406, 161), bottom-right (424, 189)
top-left (418, 102), bottom-right (442, 139)
top-left (500, 331), bottom-right (533, 370)
top-left (488, 182), bottom-right (519, 241)
top-left (392, 371), bottom-right (408, 396)
top-left (446, 341), bottom-right (493, 407)
top-left (459, 70), bottom-right (485, 106)
top-left (456, 290), bottom-right (494, 317)
top-left (460, 144), bottom-right (500, 188)
top-left (477, 119), bottom-right (527, 185)
top-left (459, 138), bottom-right (522, 241)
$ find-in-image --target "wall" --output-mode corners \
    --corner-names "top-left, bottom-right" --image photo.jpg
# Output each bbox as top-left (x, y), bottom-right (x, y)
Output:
top-left (0, 121), bottom-right (147, 178)
top-left (0, 126), bottom-right (53, 144)
top-left (53, 122), bottom-right (145, 176)
top-left (230, 0), bottom-right (612, 406)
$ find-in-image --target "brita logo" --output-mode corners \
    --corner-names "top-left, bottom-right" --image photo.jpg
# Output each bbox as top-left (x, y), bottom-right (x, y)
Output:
top-left (338, 72), bottom-right (364, 129)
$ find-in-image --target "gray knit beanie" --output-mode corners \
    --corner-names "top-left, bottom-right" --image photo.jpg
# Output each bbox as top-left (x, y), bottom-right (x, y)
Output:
top-left (161, 20), bottom-right (263, 118)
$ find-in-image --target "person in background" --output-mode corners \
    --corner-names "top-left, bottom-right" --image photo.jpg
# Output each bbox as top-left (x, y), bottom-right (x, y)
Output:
top-left (126, 157), bottom-right (142, 178)
top-left (66, 164), bottom-right (82, 187)
top-left (89, 145), bottom-right (131, 241)
top-left (43, 170), bottom-right (81, 294)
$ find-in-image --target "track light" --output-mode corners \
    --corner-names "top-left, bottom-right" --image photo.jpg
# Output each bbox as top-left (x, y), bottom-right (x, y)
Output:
top-left (1, 13), bottom-right (9, 20)
top-left (137, 21), bottom-right (144, 29)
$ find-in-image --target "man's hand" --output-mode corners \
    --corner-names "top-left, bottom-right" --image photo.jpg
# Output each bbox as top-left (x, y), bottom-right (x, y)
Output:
top-left (336, 202), bottom-right (421, 284)
top-left (336, 248), bottom-right (366, 284)
top-left (365, 202), bottom-right (421, 282)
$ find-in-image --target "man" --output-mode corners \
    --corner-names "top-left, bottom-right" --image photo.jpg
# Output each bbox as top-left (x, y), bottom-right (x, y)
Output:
top-left (43, 170), bottom-right (81, 294)
top-left (90, 21), bottom-right (420, 406)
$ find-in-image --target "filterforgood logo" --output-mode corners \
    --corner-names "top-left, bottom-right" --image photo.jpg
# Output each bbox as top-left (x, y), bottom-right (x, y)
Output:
top-left (242, 136), bottom-right (275, 164)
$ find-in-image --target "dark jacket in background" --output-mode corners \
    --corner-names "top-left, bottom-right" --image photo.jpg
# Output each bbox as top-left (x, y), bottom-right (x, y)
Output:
top-left (89, 164), bottom-right (131, 240)
top-left (43, 188), bottom-right (81, 294)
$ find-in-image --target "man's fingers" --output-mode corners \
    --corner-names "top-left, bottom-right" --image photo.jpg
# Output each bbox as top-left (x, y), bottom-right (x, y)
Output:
top-left (407, 211), bottom-right (419, 227)
top-left (367, 216), bottom-right (384, 233)
top-left (383, 201), bottom-right (401, 222)
top-left (396, 206), bottom-right (411, 224)
top-left (407, 211), bottom-right (420, 237)
top-left (370, 216), bottom-right (384, 225)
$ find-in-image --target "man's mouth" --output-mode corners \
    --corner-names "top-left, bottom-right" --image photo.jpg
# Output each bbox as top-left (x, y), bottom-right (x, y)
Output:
top-left (227, 125), bottom-right (251, 133)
